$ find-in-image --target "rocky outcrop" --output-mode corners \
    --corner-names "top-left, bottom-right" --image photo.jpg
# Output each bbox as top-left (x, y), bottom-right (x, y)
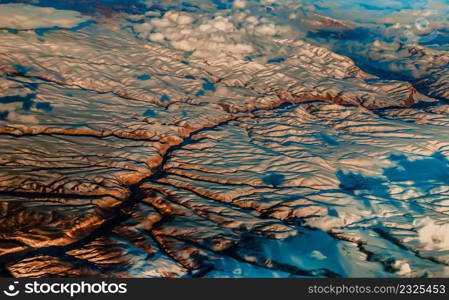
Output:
top-left (0, 3), bottom-right (447, 278)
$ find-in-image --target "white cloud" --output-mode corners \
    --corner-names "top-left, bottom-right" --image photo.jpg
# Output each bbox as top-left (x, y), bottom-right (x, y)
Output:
top-left (0, 4), bottom-right (89, 30)
top-left (255, 23), bottom-right (278, 35)
top-left (149, 32), bottom-right (165, 42)
top-left (392, 260), bottom-right (412, 276)
top-left (138, 11), bottom-right (253, 58)
top-left (134, 22), bottom-right (153, 39)
top-left (165, 11), bottom-right (194, 26)
top-left (415, 217), bottom-right (449, 251)
top-left (311, 250), bottom-right (327, 260)
top-left (233, 0), bottom-right (247, 9)
top-left (7, 112), bottom-right (39, 124)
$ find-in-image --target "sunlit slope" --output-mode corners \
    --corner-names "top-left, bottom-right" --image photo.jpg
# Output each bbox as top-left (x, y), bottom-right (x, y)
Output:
top-left (0, 1), bottom-right (448, 277)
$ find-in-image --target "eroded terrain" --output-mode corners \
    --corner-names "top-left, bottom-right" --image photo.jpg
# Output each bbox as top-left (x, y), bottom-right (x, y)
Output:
top-left (1, 0), bottom-right (449, 277)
